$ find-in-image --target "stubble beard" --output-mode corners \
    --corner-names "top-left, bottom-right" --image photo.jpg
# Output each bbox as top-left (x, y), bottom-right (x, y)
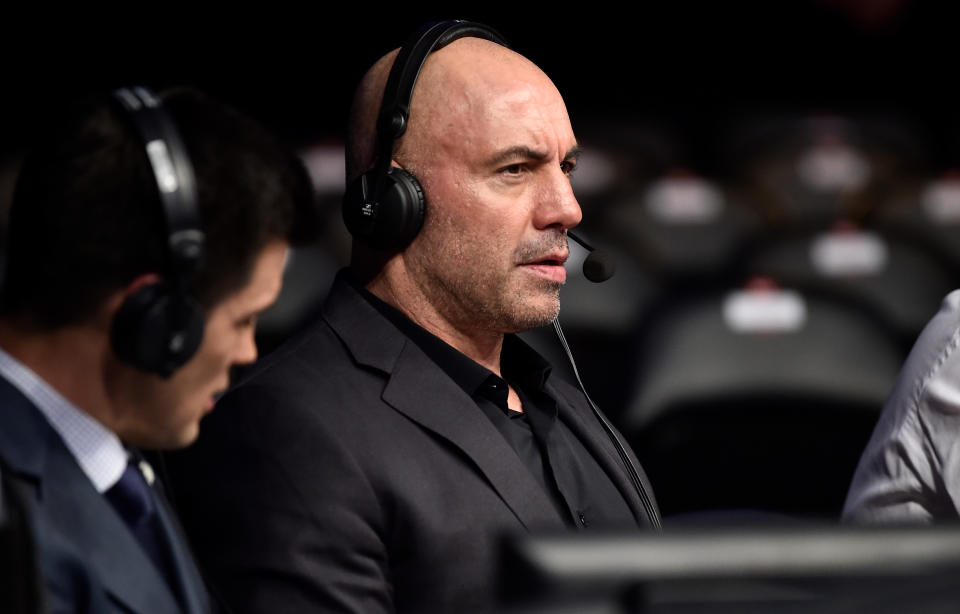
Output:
top-left (412, 218), bottom-right (566, 336)
top-left (429, 263), bottom-right (562, 335)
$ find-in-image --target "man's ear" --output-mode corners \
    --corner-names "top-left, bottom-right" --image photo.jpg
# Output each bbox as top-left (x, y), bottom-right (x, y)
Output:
top-left (97, 273), bottom-right (164, 329)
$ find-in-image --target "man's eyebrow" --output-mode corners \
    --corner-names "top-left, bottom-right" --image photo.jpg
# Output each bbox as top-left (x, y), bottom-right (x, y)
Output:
top-left (486, 146), bottom-right (550, 167)
top-left (564, 146), bottom-right (583, 163)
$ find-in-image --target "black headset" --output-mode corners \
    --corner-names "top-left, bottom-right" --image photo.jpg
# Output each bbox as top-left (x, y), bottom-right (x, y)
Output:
top-left (342, 20), bottom-right (509, 250)
top-left (109, 86), bottom-right (206, 378)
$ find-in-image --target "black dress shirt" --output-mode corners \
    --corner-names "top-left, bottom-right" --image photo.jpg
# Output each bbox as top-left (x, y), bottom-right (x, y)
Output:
top-left (356, 282), bottom-right (637, 530)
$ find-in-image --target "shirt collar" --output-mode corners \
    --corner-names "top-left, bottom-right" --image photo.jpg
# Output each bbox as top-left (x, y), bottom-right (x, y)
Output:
top-left (0, 345), bottom-right (127, 493)
top-left (349, 273), bottom-right (553, 396)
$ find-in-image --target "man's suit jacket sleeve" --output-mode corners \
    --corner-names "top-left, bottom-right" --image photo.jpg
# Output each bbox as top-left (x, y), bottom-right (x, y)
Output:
top-left (167, 383), bottom-right (393, 614)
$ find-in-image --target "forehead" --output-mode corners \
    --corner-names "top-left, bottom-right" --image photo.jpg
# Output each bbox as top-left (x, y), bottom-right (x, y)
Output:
top-left (408, 41), bottom-right (576, 161)
top-left (480, 79), bottom-right (572, 134)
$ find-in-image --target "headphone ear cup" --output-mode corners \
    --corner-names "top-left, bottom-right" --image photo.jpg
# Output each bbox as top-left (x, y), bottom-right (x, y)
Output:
top-left (342, 167), bottom-right (425, 250)
top-left (111, 283), bottom-right (205, 378)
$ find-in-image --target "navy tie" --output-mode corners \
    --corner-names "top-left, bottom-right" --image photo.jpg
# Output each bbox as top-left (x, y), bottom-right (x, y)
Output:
top-left (104, 457), bottom-right (179, 597)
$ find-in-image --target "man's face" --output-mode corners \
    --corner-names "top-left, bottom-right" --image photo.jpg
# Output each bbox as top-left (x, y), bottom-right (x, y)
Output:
top-left (116, 240), bottom-right (288, 448)
top-left (401, 51), bottom-right (582, 335)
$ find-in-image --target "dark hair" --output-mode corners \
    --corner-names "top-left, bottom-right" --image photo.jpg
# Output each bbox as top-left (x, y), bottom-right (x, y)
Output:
top-left (1, 87), bottom-right (318, 328)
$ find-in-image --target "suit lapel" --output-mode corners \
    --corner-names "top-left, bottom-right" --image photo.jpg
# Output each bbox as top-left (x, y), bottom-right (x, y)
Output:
top-left (549, 379), bottom-right (658, 528)
top-left (383, 341), bottom-right (566, 531)
top-left (153, 487), bottom-right (211, 614)
top-left (323, 274), bottom-right (566, 532)
top-left (0, 377), bottom-right (185, 614)
top-left (43, 450), bottom-right (184, 614)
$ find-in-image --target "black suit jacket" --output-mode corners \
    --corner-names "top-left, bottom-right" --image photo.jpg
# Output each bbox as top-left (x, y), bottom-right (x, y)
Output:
top-left (167, 273), bottom-right (657, 614)
top-left (0, 376), bottom-right (211, 614)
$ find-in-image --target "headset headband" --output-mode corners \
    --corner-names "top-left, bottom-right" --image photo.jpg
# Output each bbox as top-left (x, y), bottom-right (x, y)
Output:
top-left (112, 86), bottom-right (205, 282)
top-left (343, 20), bottom-right (511, 250)
top-left (370, 20), bottom-right (509, 195)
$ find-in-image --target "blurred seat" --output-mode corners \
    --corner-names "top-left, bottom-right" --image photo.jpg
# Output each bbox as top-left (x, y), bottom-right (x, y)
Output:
top-left (254, 242), bottom-right (341, 356)
top-left (870, 171), bottom-right (960, 278)
top-left (599, 171), bottom-right (760, 289)
top-left (744, 222), bottom-right (956, 349)
top-left (724, 114), bottom-right (925, 232)
top-left (622, 280), bottom-right (905, 519)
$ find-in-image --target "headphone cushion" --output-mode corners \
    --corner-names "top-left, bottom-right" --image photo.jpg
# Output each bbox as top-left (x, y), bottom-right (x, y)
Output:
top-left (111, 283), bottom-right (205, 377)
top-left (343, 167), bottom-right (425, 250)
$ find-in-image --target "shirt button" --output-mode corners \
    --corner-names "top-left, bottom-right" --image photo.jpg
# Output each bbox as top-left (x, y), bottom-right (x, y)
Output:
top-left (577, 511), bottom-right (588, 528)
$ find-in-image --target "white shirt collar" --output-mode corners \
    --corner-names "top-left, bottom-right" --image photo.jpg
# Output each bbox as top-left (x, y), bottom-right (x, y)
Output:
top-left (0, 345), bottom-right (126, 493)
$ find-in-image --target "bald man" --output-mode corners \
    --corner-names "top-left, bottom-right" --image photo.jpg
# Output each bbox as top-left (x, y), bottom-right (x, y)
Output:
top-left (165, 21), bottom-right (659, 614)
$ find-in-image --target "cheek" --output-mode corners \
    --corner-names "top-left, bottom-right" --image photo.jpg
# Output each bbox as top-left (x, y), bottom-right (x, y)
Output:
top-left (417, 175), bottom-right (525, 262)
top-left (200, 317), bottom-right (239, 361)
top-left (178, 335), bottom-right (235, 392)
top-left (421, 165), bottom-right (486, 215)
top-left (201, 335), bottom-right (239, 375)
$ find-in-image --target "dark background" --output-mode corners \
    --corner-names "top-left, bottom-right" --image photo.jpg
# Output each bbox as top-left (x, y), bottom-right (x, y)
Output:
top-left (3, 1), bottom-right (960, 169)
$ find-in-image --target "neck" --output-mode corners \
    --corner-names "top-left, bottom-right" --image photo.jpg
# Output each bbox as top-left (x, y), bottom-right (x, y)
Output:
top-left (0, 319), bottom-right (119, 431)
top-left (364, 260), bottom-right (505, 377)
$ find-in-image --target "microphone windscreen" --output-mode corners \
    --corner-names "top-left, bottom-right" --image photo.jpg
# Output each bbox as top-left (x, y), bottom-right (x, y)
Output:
top-left (582, 249), bottom-right (616, 282)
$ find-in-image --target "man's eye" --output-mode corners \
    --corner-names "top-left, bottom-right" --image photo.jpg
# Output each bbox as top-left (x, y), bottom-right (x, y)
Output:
top-left (561, 160), bottom-right (577, 176)
top-left (502, 164), bottom-right (524, 175)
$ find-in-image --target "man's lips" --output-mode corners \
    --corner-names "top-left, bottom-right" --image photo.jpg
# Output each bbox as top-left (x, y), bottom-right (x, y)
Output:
top-left (520, 252), bottom-right (568, 283)
top-left (521, 251), bottom-right (569, 267)
top-left (206, 388), bottom-right (227, 411)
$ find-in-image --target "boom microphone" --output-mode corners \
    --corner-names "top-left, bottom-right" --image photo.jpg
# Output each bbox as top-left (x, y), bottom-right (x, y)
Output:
top-left (567, 230), bottom-right (615, 282)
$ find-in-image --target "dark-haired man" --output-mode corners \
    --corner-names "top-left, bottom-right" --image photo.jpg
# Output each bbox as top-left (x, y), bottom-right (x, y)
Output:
top-left (0, 87), bottom-right (316, 613)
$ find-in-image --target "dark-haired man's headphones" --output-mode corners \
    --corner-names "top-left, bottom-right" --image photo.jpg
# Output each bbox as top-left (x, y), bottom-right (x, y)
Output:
top-left (342, 20), bottom-right (509, 250)
top-left (109, 86), bottom-right (206, 378)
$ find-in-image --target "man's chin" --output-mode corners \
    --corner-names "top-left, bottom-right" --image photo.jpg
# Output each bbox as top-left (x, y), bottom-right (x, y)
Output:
top-left (129, 422), bottom-right (201, 451)
top-left (502, 298), bottom-right (560, 333)
top-left (171, 422), bottom-right (202, 449)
